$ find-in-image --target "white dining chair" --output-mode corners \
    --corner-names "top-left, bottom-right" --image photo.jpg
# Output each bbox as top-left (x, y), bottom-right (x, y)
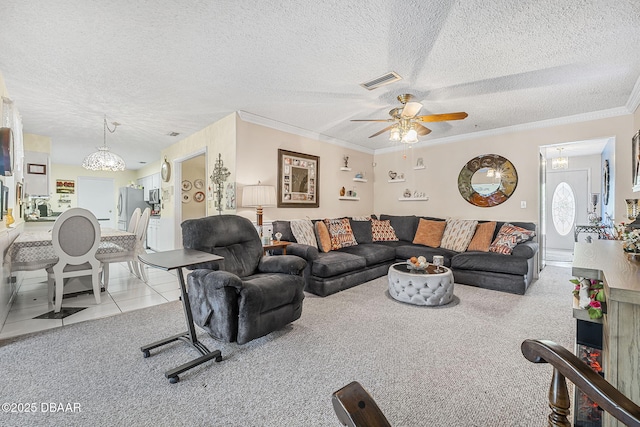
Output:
top-left (46, 208), bottom-right (103, 313)
top-left (132, 207), bottom-right (151, 282)
top-left (126, 207), bottom-right (142, 275)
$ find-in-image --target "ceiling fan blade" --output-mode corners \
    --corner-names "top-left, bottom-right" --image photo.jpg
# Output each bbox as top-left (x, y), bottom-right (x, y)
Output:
top-left (415, 112), bottom-right (468, 122)
top-left (351, 119), bottom-right (393, 122)
top-left (368, 125), bottom-right (394, 138)
top-left (415, 123), bottom-right (432, 136)
top-left (400, 101), bottom-right (423, 118)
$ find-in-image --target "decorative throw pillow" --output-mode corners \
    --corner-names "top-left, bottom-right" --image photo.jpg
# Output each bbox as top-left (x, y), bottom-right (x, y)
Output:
top-left (371, 219), bottom-right (399, 242)
top-left (290, 219), bottom-right (317, 248)
top-left (467, 221), bottom-right (497, 252)
top-left (351, 216), bottom-right (371, 221)
top-left (314, 221), bottom-right (332, 252)
top-left (489, 223), bottom-right (536, 255)
top-left (324, 218), bottom-right (358, 250)
top-left (412, 218), bottom-right (446, 248)
top-left (349, 219), bottom-right (373, 244)
top-left (440, 219), bottom-right (479, 252)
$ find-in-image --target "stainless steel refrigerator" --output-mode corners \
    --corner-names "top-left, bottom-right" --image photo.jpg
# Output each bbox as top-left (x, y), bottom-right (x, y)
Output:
top-left (117, 187), bottom-right (148, 231)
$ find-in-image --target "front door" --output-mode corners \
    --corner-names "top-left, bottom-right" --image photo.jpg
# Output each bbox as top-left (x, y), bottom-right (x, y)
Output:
top-left (546, 170), bottom-right (589, 252)
top-left (77, 177), bottom-right (115, 228)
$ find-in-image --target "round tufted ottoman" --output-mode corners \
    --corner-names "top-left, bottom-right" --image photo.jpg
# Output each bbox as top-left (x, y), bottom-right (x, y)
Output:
top-left (388, 263), bottom-right (454, 306)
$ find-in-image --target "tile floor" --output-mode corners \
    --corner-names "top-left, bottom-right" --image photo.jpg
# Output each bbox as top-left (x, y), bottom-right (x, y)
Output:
top-left (0, 261), bottom-right (182, 340)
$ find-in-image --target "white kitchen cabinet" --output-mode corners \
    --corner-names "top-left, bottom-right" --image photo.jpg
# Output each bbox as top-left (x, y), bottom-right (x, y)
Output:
top-left (147, 217), bottom-right (160, 251)
top-left (151, 173), bottom-right (161, 190)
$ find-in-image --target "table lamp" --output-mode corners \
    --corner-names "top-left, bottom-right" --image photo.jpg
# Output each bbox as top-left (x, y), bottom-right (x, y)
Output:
top-left (242, 182), bottom-right (276, 238)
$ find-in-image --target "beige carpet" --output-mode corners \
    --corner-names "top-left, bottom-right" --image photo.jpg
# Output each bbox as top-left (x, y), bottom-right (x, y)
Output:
top-left (0, 265), bottom-right (575, 426)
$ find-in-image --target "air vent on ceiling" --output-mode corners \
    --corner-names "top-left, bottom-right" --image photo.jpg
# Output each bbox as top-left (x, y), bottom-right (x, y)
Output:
top-left (360, 71), bottom-right (402, 91)
top-left (167, 131), bottom-right (180, 137)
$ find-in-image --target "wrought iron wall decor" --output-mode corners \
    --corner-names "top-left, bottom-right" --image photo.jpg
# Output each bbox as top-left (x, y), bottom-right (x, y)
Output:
top-left (210, 153), bottom-right (231, 215)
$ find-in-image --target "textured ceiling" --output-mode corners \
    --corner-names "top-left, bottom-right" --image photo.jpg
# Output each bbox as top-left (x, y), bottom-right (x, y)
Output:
top-left (1, 0), bottom-right (639, 169)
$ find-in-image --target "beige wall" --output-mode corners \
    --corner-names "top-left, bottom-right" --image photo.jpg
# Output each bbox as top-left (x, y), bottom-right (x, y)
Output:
top-left (135, 160), bottom-right (162, 181)
top-left (23, 133), bottom-right (51, 153)
top-left (159, 112), bottom-right (236, 248)
top-left (181, 155), bottom-right (206, 220)
top-left (235, 118), bottom-right (375, 223)
top-left (373, 114), bottom-right (635, 224)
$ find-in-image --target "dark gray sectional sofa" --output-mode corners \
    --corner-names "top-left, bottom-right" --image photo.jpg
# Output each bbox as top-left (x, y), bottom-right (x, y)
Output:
top-left (272, 214), bottom-right (538, 297)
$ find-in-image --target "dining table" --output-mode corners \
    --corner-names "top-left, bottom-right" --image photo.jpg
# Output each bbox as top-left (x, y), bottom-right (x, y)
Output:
top-left (7, 228), bottom-right (137, 273)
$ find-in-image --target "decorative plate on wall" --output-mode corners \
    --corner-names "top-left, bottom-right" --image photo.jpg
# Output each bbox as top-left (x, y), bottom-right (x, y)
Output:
top-left (182, 180), bottom-right (192, 191)
top-left (458, 154), bottom-right (518, 207)
top-left (182, 193), bottom-right (191, 203)
top-left (194, 191), bottom-right (205, 202)
top-left (194, 178), bottom-right (204, 189)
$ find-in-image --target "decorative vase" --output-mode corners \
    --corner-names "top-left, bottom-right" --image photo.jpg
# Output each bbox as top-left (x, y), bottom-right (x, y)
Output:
top-left (339, 186), bottom-right (346, 196)
top-left (5, 208), bottom-right (14, 227)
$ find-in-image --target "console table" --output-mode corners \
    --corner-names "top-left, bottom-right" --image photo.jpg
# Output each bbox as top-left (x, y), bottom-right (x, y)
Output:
top-left (139, 248), bottom-right (223, 383)
top-left (573, 241), bottom-right (640, 427)
top-left (574, 224), bottom-right (610, 242)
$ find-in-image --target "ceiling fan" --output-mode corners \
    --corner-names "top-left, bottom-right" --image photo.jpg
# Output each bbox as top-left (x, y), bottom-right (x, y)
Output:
top-left (351, 94), bottom-right (468, 143)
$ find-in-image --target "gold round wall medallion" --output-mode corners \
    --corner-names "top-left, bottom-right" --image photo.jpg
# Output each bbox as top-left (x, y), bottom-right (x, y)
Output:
top-left (161, 156), bottom-right (171, 182)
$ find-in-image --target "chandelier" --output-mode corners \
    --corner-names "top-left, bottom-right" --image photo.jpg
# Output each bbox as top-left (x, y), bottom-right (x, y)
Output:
top-left (551, 147), bottom-right (568, 170)
top-left (389, 120), bottom-right (418, 144)
top-left (82, 115), bottom-right (126, 171)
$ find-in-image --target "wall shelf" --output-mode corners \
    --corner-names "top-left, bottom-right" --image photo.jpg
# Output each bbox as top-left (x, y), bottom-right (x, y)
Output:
top-left (388, 179), bottom-right (405, 183)
top-left (413, 165), bottom-right (426, 170)
top-left (340, 167), bottom-right (352, 171)
top-left (398, 197), bottom-right (429, 201)
top-left (339, 196), bottom-right (360, 201)
top-left (352, 178), bottom-right (367, 182)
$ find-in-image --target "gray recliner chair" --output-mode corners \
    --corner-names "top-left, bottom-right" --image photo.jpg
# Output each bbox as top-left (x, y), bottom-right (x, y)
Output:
top-left (182, 215), bottom-right (307, 345)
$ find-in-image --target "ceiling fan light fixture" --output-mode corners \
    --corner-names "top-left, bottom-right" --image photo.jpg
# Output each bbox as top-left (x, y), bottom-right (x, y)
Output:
top-left (401, 128), bottom-right (418, 144)
top-left (389, 126), bottom-right (401, 142)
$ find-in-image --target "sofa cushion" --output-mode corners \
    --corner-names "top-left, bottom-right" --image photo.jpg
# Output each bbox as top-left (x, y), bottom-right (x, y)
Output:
top-left (272, 220), bottom-right (296, 243)
top-left (379, 214), bottom-right (418, 241)
top-left (290, 219), bottom-right (318, 248)
top-left (413, 218), bottom-right (446, 248)
top-left (339, 243), bottom-right (396, 266)
top-left (311, 251), bottom-right (367, 278)
top-left (371, 219), bottom-right (399, 242)
top-left (324, 218), bottom-right (358, 250)
top-left (451, 252), bottom-right (530, 275)
top-left (349, 219), bottom-right (373, 244)
top-left (440, 219), bottom-right (478, 252)
top-left (314, 221), bottom-right (332, 252)
top-left (489, 223), bottom-right (536, 255)
top-left (467, 221), bottom-right (497, 252)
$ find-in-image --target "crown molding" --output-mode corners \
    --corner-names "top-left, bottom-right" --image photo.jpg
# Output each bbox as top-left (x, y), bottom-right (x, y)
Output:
top-left (237, 111), bottom-right (375, 154)
top-left (625, 74), bottom-right (640, 114)
top-left (374, 106), bottom-right (631, 155)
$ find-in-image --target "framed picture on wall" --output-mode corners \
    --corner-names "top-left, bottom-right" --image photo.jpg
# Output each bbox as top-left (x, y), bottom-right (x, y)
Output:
top-left (277, 149), bottom-right (319, 208)
top-left (633, 130), bottom-right (640, 187)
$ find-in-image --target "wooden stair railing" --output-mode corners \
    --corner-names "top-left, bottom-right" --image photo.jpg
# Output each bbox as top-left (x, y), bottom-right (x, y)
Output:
top-left (332, 341), bottom-right (640, 427)
top-left (521, 339), bottom-right (640, 427)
